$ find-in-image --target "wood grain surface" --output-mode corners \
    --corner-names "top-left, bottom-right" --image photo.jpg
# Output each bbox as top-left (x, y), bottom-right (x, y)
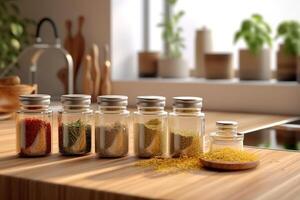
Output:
top-left (0, 110), bottom-right (299, 200)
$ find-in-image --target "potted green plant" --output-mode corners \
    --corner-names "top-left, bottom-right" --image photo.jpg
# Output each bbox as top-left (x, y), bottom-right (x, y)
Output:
top-left (0, 0), bottom-right (33, 77)
top-left (158, 0), bottom-right (189, 78)
top-left (234, 14), bottom-right (272, 80)
top-left (276, 20), bottom-right (300, 81)
top-left (0, 0), bottom-right (35, 115)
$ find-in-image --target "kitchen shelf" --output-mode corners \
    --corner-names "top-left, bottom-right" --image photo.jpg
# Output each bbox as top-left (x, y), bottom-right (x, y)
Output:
top-left (112, 78), bottom-right (300, 115)
top-left (114, 77), bottom-right (299, 86)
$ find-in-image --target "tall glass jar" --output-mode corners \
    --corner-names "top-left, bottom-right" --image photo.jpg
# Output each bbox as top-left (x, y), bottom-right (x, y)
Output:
top-left (134, 96), bottom-right (167, 158)
top-left (95, 95), bottom-right (129, 158)
top-left (58, 94), bottom-right (92, 156)
top-left (169, 97), bottom-right (205, 157)
top-left (16, 94), bottom-right (52, 157)
top-left (209, 121), bottom-right (243, 151)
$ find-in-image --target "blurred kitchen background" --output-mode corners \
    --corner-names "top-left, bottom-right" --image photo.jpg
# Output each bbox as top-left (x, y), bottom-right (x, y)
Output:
top-left (0, 0), bottom-right (300, 116)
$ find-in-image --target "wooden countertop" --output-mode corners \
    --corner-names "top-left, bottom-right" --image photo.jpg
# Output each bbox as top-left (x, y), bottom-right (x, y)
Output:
top-left (0, 111), bottom-right (300, 200)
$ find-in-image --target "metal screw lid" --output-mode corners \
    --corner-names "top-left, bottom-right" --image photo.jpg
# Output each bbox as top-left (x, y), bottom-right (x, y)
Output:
top-left (61, 94), bottom-right (91, 108)
top-left (137, 96), bottom-right (166, 107)
top-left (215, 121), bottom-right (239, 137)
top-left (216, 121), bottom-right (238, 128)
top-left (19, 94), bottom-right (51, 106)
top-left (97, 95), bottom-right (128, 107)
top-left (173, 96), bottom-right (203, 108)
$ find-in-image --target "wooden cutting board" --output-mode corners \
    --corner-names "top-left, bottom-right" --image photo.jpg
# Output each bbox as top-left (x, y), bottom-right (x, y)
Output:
top-left (0, 112), bottom-right (299, 200)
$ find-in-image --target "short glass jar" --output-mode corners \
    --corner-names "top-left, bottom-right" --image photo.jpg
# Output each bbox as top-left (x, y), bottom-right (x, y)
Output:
top-left (58, 94), bottom-right (92, 156)
top-left (95, 95), bottom-right (129, 158)
top-left (169, 97), bottom-right (205, 157)
top-left (209, 121), bottom-right (244, 151)
top-left (134, 96), bottom-right (167, 158)
top-left (16, 94), bottom-right (52, 157)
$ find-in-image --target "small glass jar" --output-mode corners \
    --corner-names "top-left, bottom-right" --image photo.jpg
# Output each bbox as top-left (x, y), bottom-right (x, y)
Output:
top-left (169, 97), bottom-right (205, 157)
top-left (134, 96), bottom-right (167, 158)
top-left (16, 94), bottom-right (52, 157)
top-left (95, 95), bottom-right (129, 158)
top-left (58, 94), bottom-right (92, 156)
top-left (209, 121), bottom-right (244, 151)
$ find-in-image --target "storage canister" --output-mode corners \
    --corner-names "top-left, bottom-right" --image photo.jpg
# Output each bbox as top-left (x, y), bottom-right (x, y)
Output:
top-left (95, 95), bottom-right (129, 158)
top-left (58, 94), bottom-right (92, 156)
top-left (169, 96), bottom-right (205, 157)
top-left (133, 96), bottom-right (167, 158)
top-left (16, 94), bottom-right (52, 157)
top-left (209, 121), bottom-right (243, 151)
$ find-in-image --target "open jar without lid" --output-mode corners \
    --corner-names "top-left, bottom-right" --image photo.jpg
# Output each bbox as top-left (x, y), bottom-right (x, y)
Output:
top-left (58, 94), bottom-right (92, 156)
top-left (169, 96), bottom-right (205, 157)
top-left (209, 121), bottom-right (244, 151)
top-left (95, 95), bottom-right (129, 158)
top-left (134, 96), bottom-right (167, 158)
top-left (16, 94), bottom-right (52, 157)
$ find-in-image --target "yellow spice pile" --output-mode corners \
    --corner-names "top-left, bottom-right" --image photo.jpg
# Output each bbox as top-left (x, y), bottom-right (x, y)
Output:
top-left (201, 148), bottom-right (259, 162)
top-left (135, 148), bottom-right (259, 173)
top-left (135, 156), bottom-right (201, 173)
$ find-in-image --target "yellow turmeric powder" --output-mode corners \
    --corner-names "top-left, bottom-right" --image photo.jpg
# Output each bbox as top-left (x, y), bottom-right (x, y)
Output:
top-left (135, 156), bottom-right (201, 172)
top-left (135, 148), bottom-right (258, 172)
top-left (201, 148), bottom-right (258, 162)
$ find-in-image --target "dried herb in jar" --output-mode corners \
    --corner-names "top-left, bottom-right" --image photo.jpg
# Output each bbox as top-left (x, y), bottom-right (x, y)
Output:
top-left (95, 122), bottom-right (128, 157)
top-left (135, 118), bottom-right (162, 158)
top-left (18, 118), bottom-right (51, 157)
top-left (170, 131), bottom-right (200, 158)
top-left (59, 120), bottom-right (91, 155)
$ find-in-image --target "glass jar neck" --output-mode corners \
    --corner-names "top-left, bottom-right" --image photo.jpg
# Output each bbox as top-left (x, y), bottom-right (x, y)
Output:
top-left (216, 126), bottom-right (238, 137)
top-left (137, 106), bottom-right (164, 114)
top-left (173, 107), bottom-right (202, 114)
top-left (20, 105), bottom-right (50, 112)
top-left (99, 105), bottom-right (127, 114)
top-left (63, 105), bottom-right (91, 112)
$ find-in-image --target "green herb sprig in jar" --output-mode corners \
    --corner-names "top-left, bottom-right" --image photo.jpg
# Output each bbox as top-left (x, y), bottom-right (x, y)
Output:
top-left (58, 95), bottom-right (93, 156)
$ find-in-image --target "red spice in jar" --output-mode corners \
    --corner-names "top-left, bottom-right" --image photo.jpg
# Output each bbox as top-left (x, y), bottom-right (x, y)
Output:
top-left (18, 118), bottom-right (51, 157)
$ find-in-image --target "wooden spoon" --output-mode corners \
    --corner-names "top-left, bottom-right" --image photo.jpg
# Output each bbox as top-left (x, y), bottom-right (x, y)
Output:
top-left (73, 16), bottom-right (85, 92)
top-left (100, 45), bottom-right (112, 95)
top-left (82, 54), bottom-right (93, 95)
top-left (90, 44), bottom-right (101, 101)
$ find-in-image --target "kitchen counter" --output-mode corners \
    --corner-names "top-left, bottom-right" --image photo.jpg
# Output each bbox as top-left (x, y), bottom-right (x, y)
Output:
top-left (0, 111), bottom-right (299, 200)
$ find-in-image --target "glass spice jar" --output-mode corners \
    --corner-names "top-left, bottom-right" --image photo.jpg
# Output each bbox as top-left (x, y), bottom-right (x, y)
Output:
top-left (16, 94), bottom-right (52, 157)
top-left (95, 95), bottom-right (129, 158)
top-left (58, 94), bottom-right (92, 156)
top-left (209, 121), bottom-right (244, 151)
top-left (169, 97), bottom-right (205, 157)
top-left (134, 96), bottom-right (167, 158)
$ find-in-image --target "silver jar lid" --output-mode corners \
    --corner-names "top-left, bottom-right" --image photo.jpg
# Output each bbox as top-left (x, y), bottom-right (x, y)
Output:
top-left (61, 94), bottom-right (91, 108)
top-left (19, 94), bottom-right (51, 106)
top-left (216, 121), bottom-right (238, 128)
top-left (173, 96), bottom-right (202, 108)
top-left (137, 96), bottom-right (166, 107)
top-left (97, 95), bottom-right (128, 107)
top-left (213, 120), bottom-right (240, 138)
